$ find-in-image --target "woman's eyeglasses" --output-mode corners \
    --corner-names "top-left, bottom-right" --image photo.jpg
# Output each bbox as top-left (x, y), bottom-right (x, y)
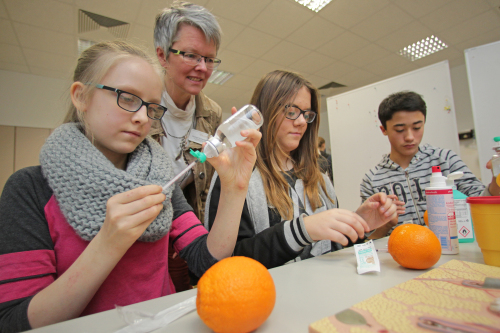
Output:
top-left (169, 48), bottom-right (222, 70)
top-left (284, 105), bottom-right (317, 123)
top-left (94, 84), bottom-right (167, 120)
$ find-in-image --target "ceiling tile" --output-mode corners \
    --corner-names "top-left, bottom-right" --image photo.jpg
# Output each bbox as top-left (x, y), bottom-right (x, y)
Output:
top-left (420, 0), bottom-right (491, 32)
top-left (201, 84), bottom-right (220, 97)
top-left (316, 31), bottom-right (370, 60)
top-left (135, 0), bottom-right (169, 29)
top-left (0, 18), bottom-right (18, 44)
top-left (286, 16), bottom-right (344, 51)
top-left (0, 61), bottom-right (29, 73)
top-left (14, 22), bottom-right (76, 57)
top-left (239, 59), bottom-right (284, 78)
top-left (208, 86), bottom-right (247, 105)
top-left (29, 66), bottom-right (73, 80)
top-left (316, 60), bottom-right (357, 82)
top-left (217, 17), bottom-right (246, 50)
top-left (249, 0), bottom-right (313, 39)
top-left (23, 48), bottom-right (75, 73)
top-left (223, 74), bottom-right (260, 92)
top-left (0, 1), bottom-right (8, 19)
top-left (216, 49), bottom-right (256, 73)
top-left (319, 0), bottom-right (390, 29)
top-left (128, 23), bottom-right (155, 53)
top-left (362, 53), bottom-right (411, 76)
top-left (225, 28), bottom-right (280, 58)
top-left (393, 0), bottom-right (452, 18)
top-left (486, 0), bottom-right (500, 5)
top-left (0, 43), bottom-right (26, 65)
top-left (205, 0), bottom-right (272, 25)
top-left (439, 11), bottom-right (500, 45)
top-left (4, 0), bottom-right (74, 33)
top-left (260, 40), bottom-right (310, 66)
top-left (375, 21), bottom-right (434, 52)
top-left (342, 43), bottom-right (391, 67)
top-left (75, 0), bottom-right (142, 23)
top-left (455, 28), bottom-right (500, 51)
top-left (303, 74), bottom-right (331, 89)
top-left (375, 62), bottom-right (419, 81)
top-left (336, 68), bottom-right (378, 87)
top-left (288, 52), bottom-right (336, 75)
top-left (350, 4), bottom-right (415, 42)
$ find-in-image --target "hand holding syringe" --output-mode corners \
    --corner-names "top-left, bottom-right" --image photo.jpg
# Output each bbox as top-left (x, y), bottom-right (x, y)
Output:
top-left (162, 105), bottom-right (263, 191)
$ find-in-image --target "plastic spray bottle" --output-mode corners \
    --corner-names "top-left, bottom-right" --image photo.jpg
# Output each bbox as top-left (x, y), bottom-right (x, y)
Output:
top-left (491, 137), bottom-right (500, 180)
top-left (202, 104), bottom-right (263, 158)
top-left (425, 166), bottom-right (459, 254)
top-left (162, 105), bottom-right (263, 191)
top-left (445, 172), bottom-right (474, 243)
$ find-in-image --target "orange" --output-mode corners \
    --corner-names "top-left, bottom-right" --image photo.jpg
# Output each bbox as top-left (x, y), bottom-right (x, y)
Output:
top-left (196, 256), bottom-right (276, 333)
top-left (388, 224), bottom-right (441, 269)
top-left (423, 210), bottom-right (429, 226)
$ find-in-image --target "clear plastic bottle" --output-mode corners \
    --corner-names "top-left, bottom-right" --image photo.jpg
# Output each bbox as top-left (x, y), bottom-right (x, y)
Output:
top-left (491, 136), bottom-right (500, 178)
top-left (203, 104), bottom-right (263, 158)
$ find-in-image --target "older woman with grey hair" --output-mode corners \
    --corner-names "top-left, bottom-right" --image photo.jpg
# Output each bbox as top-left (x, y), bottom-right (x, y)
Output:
top-left (150, 1), bottom-right (223, 290)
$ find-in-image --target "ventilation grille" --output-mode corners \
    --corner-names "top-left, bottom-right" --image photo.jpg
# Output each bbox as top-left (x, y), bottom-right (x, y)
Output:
top-left (78, 10), bottom-right (130, 38)
top-left (318, 81), bottom-right (346, 89)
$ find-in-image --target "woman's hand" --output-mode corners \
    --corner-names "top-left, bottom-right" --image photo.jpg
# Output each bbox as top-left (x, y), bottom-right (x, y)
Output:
top-left (355, 192), bottom-right (398, 231)
top-left (207, 107), bottom-right (262, 192)
top-left (99, 185), bottom-right (165, 254)
top-left (303, 209), bottom-right (369, 246)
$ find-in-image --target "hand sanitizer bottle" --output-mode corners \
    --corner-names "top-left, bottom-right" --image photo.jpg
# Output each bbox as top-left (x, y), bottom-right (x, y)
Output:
top-left (202, 105), bottom-right (263, 158)
top-left (425, 166), bottom-right (459, 254)
top-left (445, 172), bottom-right (474, 243)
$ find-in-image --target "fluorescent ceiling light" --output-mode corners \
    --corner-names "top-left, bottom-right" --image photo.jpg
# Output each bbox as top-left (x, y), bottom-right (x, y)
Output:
top-left (294, 0), bottom-right (332, 12)
top-left (208, 70), bottom-right (234, 85)
top-left (399, 35), bottom-right (448, 61)
top-left (78, 39), bottom-right (96, 55)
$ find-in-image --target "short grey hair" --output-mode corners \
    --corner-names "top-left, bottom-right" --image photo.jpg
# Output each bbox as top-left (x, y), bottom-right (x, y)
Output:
top-left (154, 1), bottom-right (222, 58)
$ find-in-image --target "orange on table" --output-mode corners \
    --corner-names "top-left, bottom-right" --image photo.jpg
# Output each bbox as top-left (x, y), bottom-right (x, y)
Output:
top-left (388, 224), bottom-right (441, 269)
top-left (196, 256), bottom-right (276, 333)
top-left (423, 210), bottom-right (428, 226)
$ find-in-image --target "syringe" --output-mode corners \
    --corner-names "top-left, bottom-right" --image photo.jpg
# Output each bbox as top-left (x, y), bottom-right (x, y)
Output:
top-left (162, 149), bottom-right (207, 191)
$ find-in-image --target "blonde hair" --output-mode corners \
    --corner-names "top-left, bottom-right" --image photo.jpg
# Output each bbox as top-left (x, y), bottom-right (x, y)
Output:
top-left (250, 70), bottom-right (334, 219)
top-left (64, 40), bottom-right (162, 132)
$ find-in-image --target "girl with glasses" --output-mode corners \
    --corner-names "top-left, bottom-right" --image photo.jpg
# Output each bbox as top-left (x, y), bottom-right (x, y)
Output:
top-left (206, 70), bottom-right (398, 269)
top-left (0, 40), bottom-right (260, 331)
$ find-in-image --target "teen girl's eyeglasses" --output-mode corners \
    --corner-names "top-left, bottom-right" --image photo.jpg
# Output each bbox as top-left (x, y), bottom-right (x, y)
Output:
top-left (94, 84), bottom-right (167, 120)
top-left (284, 105), bottom-right (317, 123)
top-left (169, 48), bottom-right (222, 70)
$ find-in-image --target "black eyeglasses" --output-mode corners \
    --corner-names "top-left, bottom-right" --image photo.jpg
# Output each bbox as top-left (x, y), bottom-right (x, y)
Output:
top-left (94, 84), bottom-right (167, 120)
top-left (284, 105), bottom-right (317, 123)
top-left (169, 48), bottom-right (221, 69)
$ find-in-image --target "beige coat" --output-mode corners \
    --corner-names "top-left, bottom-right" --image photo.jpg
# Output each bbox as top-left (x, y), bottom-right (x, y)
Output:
top-left (150, 91), bottom-right (222, 222)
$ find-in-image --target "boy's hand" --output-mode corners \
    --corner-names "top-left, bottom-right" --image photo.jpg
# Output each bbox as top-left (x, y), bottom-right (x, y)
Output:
top-left (355, 192), bottom-right (398, 231)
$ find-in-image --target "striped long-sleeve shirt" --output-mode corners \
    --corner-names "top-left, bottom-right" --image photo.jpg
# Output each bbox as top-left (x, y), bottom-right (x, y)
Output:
top-left (360, 144), bottom-right (486, 231)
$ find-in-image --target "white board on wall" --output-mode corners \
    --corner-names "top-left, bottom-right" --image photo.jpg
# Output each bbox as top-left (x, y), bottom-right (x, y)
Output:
top-left (465, 40), bottom-right (500, 185)
top-left (327, 61), bottom-right (459, 211)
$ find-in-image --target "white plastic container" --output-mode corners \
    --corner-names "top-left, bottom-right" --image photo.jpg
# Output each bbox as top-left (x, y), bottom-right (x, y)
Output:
top-left (203, 104), bottom-right (263, 158)
top-left (425, 166), bottom-right (459, 254)
top-left (491, 136), bottom-right (500, 178)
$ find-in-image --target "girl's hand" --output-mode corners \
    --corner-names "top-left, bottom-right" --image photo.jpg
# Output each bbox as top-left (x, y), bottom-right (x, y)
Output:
top-left (207, 107), bottom-right (262, 191)
top-left (356, 192), bottom-right (397, 231)
top-left (99, 185), bottom-right (165, 254)
top-left (303, 209), bottom-right (369, 246)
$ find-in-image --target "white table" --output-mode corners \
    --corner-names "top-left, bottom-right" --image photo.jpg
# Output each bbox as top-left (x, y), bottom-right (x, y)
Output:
top-left (30, 239), bottom-right (485, 332)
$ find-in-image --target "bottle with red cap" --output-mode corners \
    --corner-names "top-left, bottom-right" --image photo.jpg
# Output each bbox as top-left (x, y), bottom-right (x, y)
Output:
top-left (424, 166), bottom-right (459, 254)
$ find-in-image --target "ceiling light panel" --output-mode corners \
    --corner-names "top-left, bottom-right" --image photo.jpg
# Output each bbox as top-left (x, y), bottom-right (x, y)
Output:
top-left (208, 70), bottom-right (234, 85)
top-left (294, 0), bottom-right (332, 13)
top-left (399, 35), bottom-right (448, 61)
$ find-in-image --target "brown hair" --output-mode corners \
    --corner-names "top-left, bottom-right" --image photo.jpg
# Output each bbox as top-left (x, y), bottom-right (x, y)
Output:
top-left (64, 40), bottom-right (161, 132)
top-left (318, 137), bottom-right (325, 148)
top-left (250, 70), bottom-right (334, 219)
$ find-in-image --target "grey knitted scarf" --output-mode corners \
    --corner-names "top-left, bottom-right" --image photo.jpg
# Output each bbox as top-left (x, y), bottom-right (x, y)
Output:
top-left (39, 123), bottom-right (174, 242)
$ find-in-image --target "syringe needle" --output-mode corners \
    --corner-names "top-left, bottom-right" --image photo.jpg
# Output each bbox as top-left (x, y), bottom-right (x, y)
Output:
top-left (162, 161), bottom-right (196, 191)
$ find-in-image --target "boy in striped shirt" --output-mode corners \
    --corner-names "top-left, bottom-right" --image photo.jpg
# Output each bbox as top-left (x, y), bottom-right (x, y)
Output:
top-left (360, 91), bottom-right (496, 239)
